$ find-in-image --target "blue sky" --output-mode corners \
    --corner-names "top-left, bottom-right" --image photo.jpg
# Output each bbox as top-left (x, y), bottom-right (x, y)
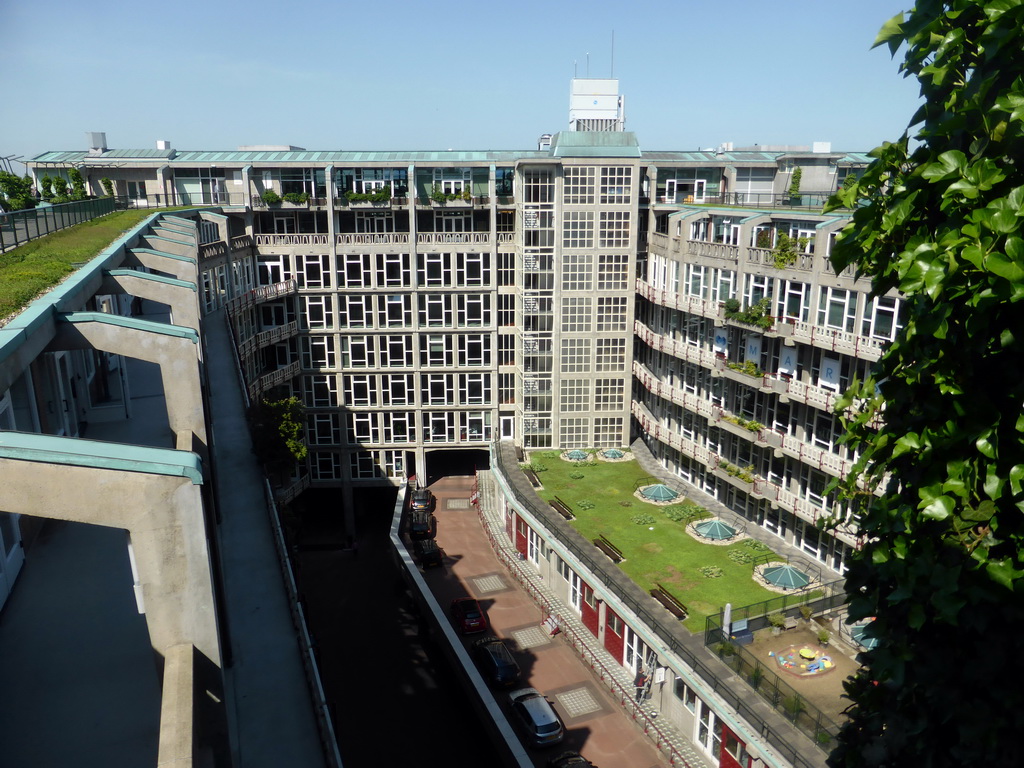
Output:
top-left (1, 0), bottom-right (919, 168)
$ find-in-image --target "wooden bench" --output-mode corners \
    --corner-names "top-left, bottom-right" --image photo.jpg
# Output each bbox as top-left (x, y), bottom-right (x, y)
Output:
top-left (593, 535), bottom-right (623, 563)
top-left (549, 498), bottom-right (574, 520)
top-left (523, 469), bottom-right (542, 488)
top-left (515, 446), bottom-right (525, 462)
top-left (650, 582), bottom-right (688, 619)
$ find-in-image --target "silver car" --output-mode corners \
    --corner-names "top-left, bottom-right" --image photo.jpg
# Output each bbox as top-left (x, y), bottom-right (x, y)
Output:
top-left (509, 687), bottom-right (564, 747)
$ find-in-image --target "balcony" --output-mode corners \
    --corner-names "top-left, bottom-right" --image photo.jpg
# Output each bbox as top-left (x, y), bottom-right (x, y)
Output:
top-left (335, 233), bottom-right (411, 246)
top-left (417, 232), bottom-right (491, 246)
top-left (254, 233), bottom-right (330, 247)
top-left (687, 240), bottom-right (739, 261)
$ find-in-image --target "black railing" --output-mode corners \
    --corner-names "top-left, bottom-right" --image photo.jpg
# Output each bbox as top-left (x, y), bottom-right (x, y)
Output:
top-left (1, 196), bottom-right (115, 251)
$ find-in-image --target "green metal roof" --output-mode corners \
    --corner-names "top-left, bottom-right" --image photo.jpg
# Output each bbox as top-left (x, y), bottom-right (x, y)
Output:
top-left (549, 131), bottom-right (642, 158)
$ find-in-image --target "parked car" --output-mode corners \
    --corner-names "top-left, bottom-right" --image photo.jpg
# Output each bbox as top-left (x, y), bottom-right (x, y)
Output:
top-left (473, 636), bottom-right (521, 687)
top-left (411, 488), bottom-right (436, 513)
top-left (414, 538), bottom-right (443, 568)
top-left (548, 751), bottom-right (594, 768)
top-left (509, 687), bottom-right (564, 747)
top-left (450, 597), bottom-right (488, 634)
top-left (408, 508), bottom-right (436, 540)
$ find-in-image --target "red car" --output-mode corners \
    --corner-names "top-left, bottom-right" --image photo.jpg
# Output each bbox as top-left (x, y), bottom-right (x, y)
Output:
top-left (450, 597), bottom-right (488, 634)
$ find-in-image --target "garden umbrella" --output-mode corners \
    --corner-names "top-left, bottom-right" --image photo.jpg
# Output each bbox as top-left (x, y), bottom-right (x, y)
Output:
top-left (695, 519), bottom-right (737, 540)
top-left (640, 484), bottom-right (679, 501)
top-left (601, 449), bottom-right (625, 459)
top-left (566, 449), bottom-right (589, 461)
top-left (851, 622), bottom-right (879, 650)
top-left (762, 564), bottom-right (810, 590)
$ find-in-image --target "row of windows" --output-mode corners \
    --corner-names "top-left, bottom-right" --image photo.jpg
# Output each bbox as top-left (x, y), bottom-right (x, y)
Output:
top-left (310, 448), bottom-right (405, 481)
top-left (559, 378), bottom-right (626, 413)
top-left (559, 337), bottom-right (627, 373)
top-left (560, 253), bottom-right (630, 291)
top-left (262, 251), bottom-right (493, 290)
top-left (560, 296), bottom-right (629, 333)
top-left (301, 372), bottom-right (492, 408)
top-left (300, 293), bottom-right (491, 330)
top-left (561, 166), bottom-right (633, 205)
top-left (646, 256), bottom-right (903, 341)
top-left (301, 332), bottom-right (494, 369)
top-left (308, 410), bottom-right (493, 446)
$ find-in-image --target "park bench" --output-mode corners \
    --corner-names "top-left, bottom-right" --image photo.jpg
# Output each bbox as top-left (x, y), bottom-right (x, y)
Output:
top-left (523, 469), bottom-right (542, 488)
top-left (650, 582), bottom-right (688, 620)
top-left (550, 496), bottom-right (574, 520)
top-left (593, 535), bottom-right (624, 563)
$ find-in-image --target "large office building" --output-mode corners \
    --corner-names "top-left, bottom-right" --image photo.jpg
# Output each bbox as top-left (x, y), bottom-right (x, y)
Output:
top-left (5, 79), bottom-right (893, 767)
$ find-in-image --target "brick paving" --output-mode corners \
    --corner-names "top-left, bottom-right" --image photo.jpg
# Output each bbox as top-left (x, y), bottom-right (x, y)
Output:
top-left (420, 472), bottom-right (709, 768)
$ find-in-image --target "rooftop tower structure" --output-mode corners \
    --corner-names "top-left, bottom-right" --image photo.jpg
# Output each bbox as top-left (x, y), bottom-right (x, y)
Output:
top-left (569, 78), bottom-right (625, 132)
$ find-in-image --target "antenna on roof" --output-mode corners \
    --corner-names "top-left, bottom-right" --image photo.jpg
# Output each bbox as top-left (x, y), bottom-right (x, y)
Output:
top-left (586, 52), bottom-right (590, 77)
top-left (574, 60), bottom-right (577, 78)
top-left (611, 31), bottom-right (615, 78)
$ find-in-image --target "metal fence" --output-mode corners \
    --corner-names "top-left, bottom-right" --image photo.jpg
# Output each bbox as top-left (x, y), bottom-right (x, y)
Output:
top-left (493, 451), bottom-right (832, 768)
top-left (1, 196), bottom-right (116, 251)
top-left (703, 581), bottom-right (849, 752)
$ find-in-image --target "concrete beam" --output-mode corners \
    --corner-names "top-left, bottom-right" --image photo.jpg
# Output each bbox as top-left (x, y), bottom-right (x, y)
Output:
top-left (49, 313), bottom-right (207, 458)
top-left (101, 270), bottom-right (201, 335)
top-left (125, 248), bottom-right (198, 282)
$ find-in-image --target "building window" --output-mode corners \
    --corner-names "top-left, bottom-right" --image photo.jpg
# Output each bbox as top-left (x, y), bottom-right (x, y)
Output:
top-left (560, 379), bottom-right (591, 412)
top-left (777, 279), bottom-right (810, 322)
top-left (459, 373), bottom-right (490, 405)
top-left (684, 264), bottom-right (707, 299)
top-left (600, 166), bottom-right (631, 204)
top-left (344, 374), bottom-right (378, 407)
top-left (594, 417), bottom-right (623, 447)
top-left (561, 253), bottom-right (593, 290)
top-left (376, 253), bottom-right (411, 287)
top-left (817, 286), bottom-right (858, 332)
top-left (296, 254), bottom-right (331, 288)
top-left (744, 272), bottom-right (774, 307)
top-left (379, 294), bottom-right (412, 327)
top-left (338, 295), bottom-right (373, 328)
top-left (381, 373), bottom-right (414, 405)
top-left (673, 679), bottom-right (697, 713)
top-left (422, 374), bottom-right (456, 405)
top-left (301, 335), bottom-right (336, 369)
top-left (420, 293), bottom-right (453, 327)
top-left (523, 168), bottom-right (555, 203)
top-left (599, 211), bottom-right (630, 248)
top-left (303, 375), bottom-right (338, 408)
top-left (311, 451), bottom-right (342, 480)
top-left (596, 296), bottom-right (627, 331)
top-left (595, 338), bottom-right (626, 372)
top-left (381, 412), bottom-right (416, 442)
top-left (422, 334), bottom-right (454, 366)
top-left (339, 335), bottom-right (375, 368)
top-left (560, 338), bottom-right (591, 373)
top-left (862, 295), bottom-right (902, 341)
top-left (308, 413), bottom-right (341, 445)
top-left (561, 297), bottom-right (593, 333)
top-left (698, 701), bottom-right (722, 760)
top-left (712, 268), bottom-right (736, 301)
top-left (302, 295), bottom-right (333, 329)
top-left (607, 612), bottom-right (623, 635)
top-left (597, 253), bottom-right (629, 290)
top-left (594, 379), bottom-right (625, 411)
top-left (347, 412), bottom-right (378, 443)
top-left (380, 335), bottom-right (413, 367)
top-left (456, 252), bottom-right (490, 286)
top-left (338, 253), bottom-right (372, 287)
top-left (562, 211), bottom-right (594, 249)
top-left (563, 166), bottom-right (596, 204)
top-left (350, 451), bottom-right (382, 479)
top-left (559, 418), bottom-right (589, 449)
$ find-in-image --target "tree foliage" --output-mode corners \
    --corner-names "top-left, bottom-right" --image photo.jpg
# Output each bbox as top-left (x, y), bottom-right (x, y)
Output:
top-left (826, 2), bottom-right (1024, 765)
top-left (0, 172), bottom-right (38, 212)
top-left (248, 397), bottom-right (307, 482)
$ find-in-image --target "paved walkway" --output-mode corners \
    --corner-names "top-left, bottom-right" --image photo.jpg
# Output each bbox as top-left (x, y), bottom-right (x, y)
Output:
top-left (0, 304), bottom-right (325, 768)
top-left (421, 473), bottom-right (705, 768)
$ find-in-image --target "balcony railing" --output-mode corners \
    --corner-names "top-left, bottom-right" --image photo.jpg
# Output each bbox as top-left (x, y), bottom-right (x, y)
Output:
top-left (254, 233), bottom-right (330, 247)
top-left (226, 279), bottom-right (298, 315)
top-left (417, 232), bottom-right (491, 245)
top-left (335, 233), bottom-right (411, 246)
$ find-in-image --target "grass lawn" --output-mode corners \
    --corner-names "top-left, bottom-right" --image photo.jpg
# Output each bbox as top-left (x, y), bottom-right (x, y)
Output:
top-left (527, 450), bottom-right (782, 632)
top-left (0, 209), bottom-right (185, 324)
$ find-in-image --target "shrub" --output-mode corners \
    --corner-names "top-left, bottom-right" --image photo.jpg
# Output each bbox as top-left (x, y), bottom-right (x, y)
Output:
top-left (631, 514), bottom-right (656, 526)
top-left (767, 611), bottom-right (786, 628)
top-left (699, 565), bottom-right (724, 578)
top-left (663, 506), bottom-right (687, 523)
top-left (281, 191), bottom-right (309, 204)
top-left (527, 461), bottom-right (548, 474)
top-left (100, 177), bottom-right (114, 197)
top-left (261, 189), bottom-right (281, 204)
top-left (577, 500), bottom-right (595, 510)
top-left (569, 471), bottom-right (585, 480)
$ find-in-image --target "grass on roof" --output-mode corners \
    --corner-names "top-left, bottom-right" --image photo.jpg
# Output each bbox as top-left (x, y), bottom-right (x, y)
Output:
top-left (0, 209), bottom-right (173, 324)
top-left (528, 450), bottom-right (782, 632)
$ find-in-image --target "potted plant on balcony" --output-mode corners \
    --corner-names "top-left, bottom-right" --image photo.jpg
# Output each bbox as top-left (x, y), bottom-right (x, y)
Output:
top-left (281, 192), bottom-right (309, 206)
top-left (261, 189), bottom-right (281, 206)
top-left (788, 167), bottom-right (802, 206)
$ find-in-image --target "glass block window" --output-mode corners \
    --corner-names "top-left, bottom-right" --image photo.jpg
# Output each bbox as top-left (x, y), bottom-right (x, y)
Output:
top-left (596, 296), bottom-right (628, 331)
top-left (600, 166), bottom-right (631, 204)
top-left (599, 211), bottom-right (630, 247)
top-left (597, 254), bottom-right (629, 290)
top-left (561, 297), bottom-right (593, 333)
top-left (594, 378), bottom-right (625, 411)
top-left (559, 379), bottom-right (591, 412)
top-left (562, 211), bottom-right (594, 248)
top-left (563, 166), bottom-right (596, 204)
top-left (596, 338), bottom-right (626, 371)
top-left (560, 338), bottom-right (591, 373)
top-left (561, 253), bottom-right (593, 290)
top-left (558, 418), bottom-right (590, 449)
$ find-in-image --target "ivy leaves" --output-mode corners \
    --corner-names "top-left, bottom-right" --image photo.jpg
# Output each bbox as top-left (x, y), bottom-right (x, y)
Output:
top-left (827, 2), bottom-right (1024, 766)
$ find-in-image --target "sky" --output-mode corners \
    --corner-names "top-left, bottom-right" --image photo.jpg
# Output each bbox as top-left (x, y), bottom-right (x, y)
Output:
top-left (0, 0), bottom-right (921, 171)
